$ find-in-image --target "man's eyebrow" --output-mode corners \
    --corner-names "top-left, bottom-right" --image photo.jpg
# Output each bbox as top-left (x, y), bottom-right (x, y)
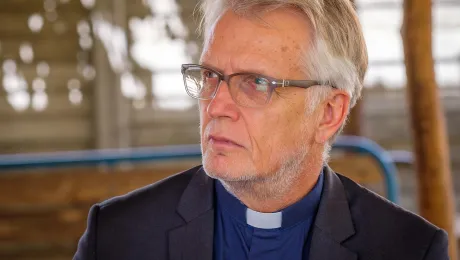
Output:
top-left (199, 62), bottom-right (223, 73)
top-left (203, 64), bottom-right (274, 77)
top-left (200, 61), bottom-right (278, 78)
top-left (233, 67), bottom-right (273, 77)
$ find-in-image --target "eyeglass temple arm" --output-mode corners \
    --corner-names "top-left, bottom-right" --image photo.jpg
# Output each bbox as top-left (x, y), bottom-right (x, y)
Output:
top-left (281, 80), bottom-right (324, 88)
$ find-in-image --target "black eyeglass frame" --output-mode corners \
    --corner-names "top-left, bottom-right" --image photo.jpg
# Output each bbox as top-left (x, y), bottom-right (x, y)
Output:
top-left (181, 63), bottom-right (333, 107)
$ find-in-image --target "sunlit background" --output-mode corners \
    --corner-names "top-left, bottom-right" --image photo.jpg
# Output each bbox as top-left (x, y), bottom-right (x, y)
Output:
top-left (0, 0), bottom-right (459, 259)
top-left (359, 0), bottom-right (459, 88)
top-left (2, 0), bottom-right (199, 112)
top-left (2, 1), bottom-right (459, 112)
top-left (0, 0), bottom-right (459, 152)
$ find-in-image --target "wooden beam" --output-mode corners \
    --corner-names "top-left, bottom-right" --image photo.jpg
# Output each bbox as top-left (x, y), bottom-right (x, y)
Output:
top-left (0, 140), bottom-right (92, 154)
top-left (112, 0), bottom-right (132, 149)
top-left (0, 117), bottom-right (91, 142)
top-left (0, 92), bottom-right (92, 118)
top-left (0, 63), bottom-right (92, 93)
top-left (1, 39), bottom-right (80, 63)
top-left (0, 13), bottom-right (86, 39)
top-left (402, 0), bottom-right (457, 258)
top-left (92, 0), bottom-right (115, 149)
top-left (0, 0), bottom-right (87, 14)
top-left (92, 0), bottom-right (132, 149)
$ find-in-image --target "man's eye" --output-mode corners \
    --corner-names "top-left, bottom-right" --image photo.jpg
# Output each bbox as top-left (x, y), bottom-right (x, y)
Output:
top-left (254, 77), bottom-right (269, 91)
top-left (202, 70), bottom-right (218, 79)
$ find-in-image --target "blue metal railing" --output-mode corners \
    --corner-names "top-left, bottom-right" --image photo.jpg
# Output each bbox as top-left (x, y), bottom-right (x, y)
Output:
top-left (332, 136), bottom-right (400, 203)
top-left (0, 144), bottom-right (203, 170)
top-left (387, 150), bottom-right (414, 165)
top-left (0, 136), bottom-right (400, 203)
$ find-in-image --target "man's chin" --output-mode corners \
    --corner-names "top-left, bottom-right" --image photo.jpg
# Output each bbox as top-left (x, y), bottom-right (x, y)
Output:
top-left (202, 163), bottom-right (233, 180)
top-left (203, 162), bottom-right (258, 182)
top-left (202, 151), bottom-right (259, 181)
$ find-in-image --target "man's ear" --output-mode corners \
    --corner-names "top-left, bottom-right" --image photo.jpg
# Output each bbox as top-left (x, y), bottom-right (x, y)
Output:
top-left (314, 90), bottom-right (350, 143)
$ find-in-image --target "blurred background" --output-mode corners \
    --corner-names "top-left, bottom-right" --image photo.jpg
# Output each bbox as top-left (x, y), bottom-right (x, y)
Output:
top-left (0, 0), bottom-right (459, 259)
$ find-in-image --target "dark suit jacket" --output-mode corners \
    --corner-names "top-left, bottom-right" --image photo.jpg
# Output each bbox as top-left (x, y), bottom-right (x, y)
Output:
top-left (73, 165), bottom-right (449, 260)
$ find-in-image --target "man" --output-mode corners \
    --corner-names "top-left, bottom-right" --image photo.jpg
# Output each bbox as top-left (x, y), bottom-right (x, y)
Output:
top-left (74, 0), bottom-right (449, 259)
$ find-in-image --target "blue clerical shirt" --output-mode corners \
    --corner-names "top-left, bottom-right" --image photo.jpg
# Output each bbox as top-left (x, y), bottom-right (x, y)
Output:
top-left (213, 172), bottom-right (324, 260)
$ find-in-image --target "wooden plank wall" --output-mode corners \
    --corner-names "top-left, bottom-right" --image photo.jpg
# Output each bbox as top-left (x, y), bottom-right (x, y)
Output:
top-left (0, 0), bottom-right (93, 154)
top-left (0, 156), bottom-right (386, 260)
top-left (0, 161), bottom-right (200, 260)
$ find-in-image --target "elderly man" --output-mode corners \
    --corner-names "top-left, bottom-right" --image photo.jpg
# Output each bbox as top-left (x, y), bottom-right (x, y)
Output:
top-left (74, 0), bottom-right (449, 259)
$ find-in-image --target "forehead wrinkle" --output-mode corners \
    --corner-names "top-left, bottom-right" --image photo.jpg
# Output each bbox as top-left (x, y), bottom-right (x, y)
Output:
top-left (203, 9), bottom-right (310, 79)
top-left (204, 34), bottom-right (282, 76)
top-left (231, 51), bottom-right (285, 77)
top-left (230, 36), bottom-right (295, 75)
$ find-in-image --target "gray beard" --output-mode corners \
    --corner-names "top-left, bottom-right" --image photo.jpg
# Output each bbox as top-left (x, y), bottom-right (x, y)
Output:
top-left (200, 112), bottom-right (318, 203)
top-left (203, 139), bottom-right (311, 202)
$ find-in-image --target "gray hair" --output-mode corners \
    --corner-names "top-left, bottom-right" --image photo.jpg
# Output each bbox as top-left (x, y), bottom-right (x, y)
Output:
top-left (198, 0), bottom-right (368, 149)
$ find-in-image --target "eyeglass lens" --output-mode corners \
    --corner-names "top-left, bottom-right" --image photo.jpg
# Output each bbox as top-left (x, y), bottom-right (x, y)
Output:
top-left (183, 66), bottom-right (274, 107)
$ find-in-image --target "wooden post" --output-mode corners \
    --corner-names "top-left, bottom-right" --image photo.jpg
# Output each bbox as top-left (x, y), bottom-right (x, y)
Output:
top-left (402, 1), bottom-right (457, 259)
top-left (343, 0), bottom-right (362, 136)
top-left (93, 0), bottom-right (116, 149)
top-left (93, 0), bottom-right (132, 149)
top-left (112, 0), bottom-right (132, 149)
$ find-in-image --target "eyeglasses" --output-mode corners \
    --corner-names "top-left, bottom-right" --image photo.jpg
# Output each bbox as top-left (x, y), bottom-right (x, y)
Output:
top-left (181, 64), bottom-right (330, 108)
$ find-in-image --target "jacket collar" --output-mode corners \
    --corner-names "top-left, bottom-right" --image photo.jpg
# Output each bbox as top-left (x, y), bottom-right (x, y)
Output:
top-left (308, 165), bottom-right (357, 260)
top-left (169, 167), bottom-right (215, 260)
top-left (168, 165), bottom-right (357, 260)
top-left (176, 167), bottom-right (215, 222)
top-left (314, 166), bottom-right (355, 241)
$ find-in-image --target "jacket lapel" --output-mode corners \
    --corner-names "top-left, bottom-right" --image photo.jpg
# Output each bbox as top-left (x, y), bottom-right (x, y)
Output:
top-left (167, 166), bottom-right (357, 260)
top-left (168, 167), bottom-right (215, 260)
top-left (309, 166), bottom-right (357, 260)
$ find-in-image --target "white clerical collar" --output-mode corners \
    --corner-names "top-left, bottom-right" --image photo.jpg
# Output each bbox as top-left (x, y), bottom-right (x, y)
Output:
top-left (215, 172), bottom-right (324, 230)
top-left (246, 208), bottom-right (282, 229)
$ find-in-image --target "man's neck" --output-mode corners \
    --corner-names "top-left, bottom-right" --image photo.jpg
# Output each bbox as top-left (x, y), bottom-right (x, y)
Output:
top-left (220, 163), bottom-right (323, 213)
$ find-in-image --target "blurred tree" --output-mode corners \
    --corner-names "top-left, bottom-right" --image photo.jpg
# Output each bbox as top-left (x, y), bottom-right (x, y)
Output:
top-left (402, 0), bottom-right (457, 259)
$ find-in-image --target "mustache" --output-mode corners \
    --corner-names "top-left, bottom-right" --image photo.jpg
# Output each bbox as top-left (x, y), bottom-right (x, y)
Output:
top-left (201, 120), bottom-right (216, 139)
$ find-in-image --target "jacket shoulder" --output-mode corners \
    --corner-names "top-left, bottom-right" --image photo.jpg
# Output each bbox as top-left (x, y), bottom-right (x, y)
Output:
top-left (337, 173), bottom-right (445, 259)
top-left (75, 165), bottom-right (205, 259)
top-left (94, 165), bottom-right (204, 236)
top-left (98, 165), bottom-right (202, 212)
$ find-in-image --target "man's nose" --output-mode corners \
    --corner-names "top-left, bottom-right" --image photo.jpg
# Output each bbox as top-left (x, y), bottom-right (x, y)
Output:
top-left (206, 81), bottom-right (240, 120)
